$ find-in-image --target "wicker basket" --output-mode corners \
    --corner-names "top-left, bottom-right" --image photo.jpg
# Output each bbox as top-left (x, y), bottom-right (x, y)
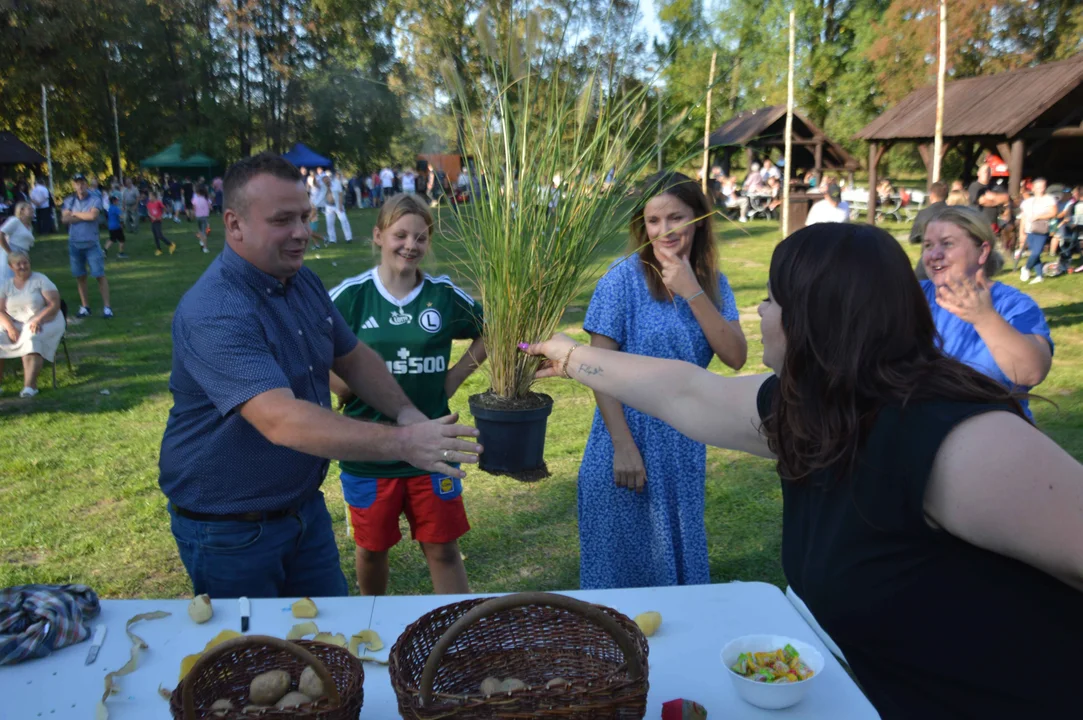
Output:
top-left (169, 635), bottom-right (364, 720)
top-left (389, 592), bottom-right (649, 719)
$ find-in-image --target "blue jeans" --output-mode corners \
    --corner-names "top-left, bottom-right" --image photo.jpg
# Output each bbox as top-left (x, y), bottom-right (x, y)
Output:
top-left (1025, 233), bottom-right (1048, 277)
top-left (168, 492), bottom-right (349, 598)
top-left (69, 243), bottom-right (105, 278)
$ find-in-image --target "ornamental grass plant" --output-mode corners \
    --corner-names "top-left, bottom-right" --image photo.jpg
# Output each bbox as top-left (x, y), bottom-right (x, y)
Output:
top-left (438, 5), bottom-right (682, 404)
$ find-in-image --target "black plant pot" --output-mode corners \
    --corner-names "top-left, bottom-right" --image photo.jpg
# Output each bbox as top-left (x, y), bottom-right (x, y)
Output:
top-left (468, 392), bottom-right (554, 481)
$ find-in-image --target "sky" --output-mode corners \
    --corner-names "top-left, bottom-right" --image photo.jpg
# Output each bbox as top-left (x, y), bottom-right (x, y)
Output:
top-left (637, 0), bottom-right (664, 45)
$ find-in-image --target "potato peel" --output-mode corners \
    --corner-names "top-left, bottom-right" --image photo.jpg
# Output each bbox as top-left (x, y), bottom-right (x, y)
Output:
top-left (95, 610), bottom-right (171, 719)
top-left (291, 597), bottom-right (318, 618)
top-left (287, 621), bottom-right (320, 640)
top-left (634, 611), bottom-right (662, 637)
top-left (178, 629), bottom-right (244, 681)
top-left (347, 629), bottom-right (384, 656)
top-left (314, 632), bottom-right (347, 647)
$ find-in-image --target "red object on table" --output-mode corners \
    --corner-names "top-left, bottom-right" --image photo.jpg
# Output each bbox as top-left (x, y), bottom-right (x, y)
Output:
top-left (662, 698), bottom-right (707, 719)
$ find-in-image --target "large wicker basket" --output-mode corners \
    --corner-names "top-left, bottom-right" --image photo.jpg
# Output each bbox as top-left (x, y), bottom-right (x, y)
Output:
top-left (169, 635), bottom-right (364, 719)
top-left (389, 592), bottom-right (649, 719)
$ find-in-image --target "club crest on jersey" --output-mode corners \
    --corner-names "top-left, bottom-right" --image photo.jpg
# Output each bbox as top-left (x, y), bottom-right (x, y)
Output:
top-left (390, 308), bottom-right (413, 326)
top-left (419, 308), bottom-right (442, 333)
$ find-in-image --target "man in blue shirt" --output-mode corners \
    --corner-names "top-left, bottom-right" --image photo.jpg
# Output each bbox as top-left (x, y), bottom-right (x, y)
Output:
top-left (159, 153), bottom-right (483, 599)
top-left (61, 174), bottom-right (113, 318)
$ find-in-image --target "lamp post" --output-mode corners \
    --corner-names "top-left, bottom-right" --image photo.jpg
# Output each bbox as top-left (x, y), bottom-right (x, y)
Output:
top-left (41, 84), bottom-right (57, 229)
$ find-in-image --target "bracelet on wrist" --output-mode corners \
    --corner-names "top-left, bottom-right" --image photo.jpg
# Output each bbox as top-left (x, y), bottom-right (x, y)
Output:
top-left (686, 289), bottom-right (705, 302)
top-left (561, 343), bottom-right (580, 380)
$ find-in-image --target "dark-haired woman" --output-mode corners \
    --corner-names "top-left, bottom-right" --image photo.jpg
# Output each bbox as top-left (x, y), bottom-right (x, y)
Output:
top-left (576, 172), bottom-right (747, 589)
top-left (523, 221), bottom-right (1083, 717)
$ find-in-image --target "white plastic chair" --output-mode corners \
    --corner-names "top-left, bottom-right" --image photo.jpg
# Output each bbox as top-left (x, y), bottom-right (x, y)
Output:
top-left (785, 585), bottom-right (848, 667)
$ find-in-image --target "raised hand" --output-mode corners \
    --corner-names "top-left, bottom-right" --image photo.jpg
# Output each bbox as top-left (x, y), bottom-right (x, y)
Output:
top-left (655, 244), bottom-right (702, 299)
top-left (935, 269), bottom-right (995, 326)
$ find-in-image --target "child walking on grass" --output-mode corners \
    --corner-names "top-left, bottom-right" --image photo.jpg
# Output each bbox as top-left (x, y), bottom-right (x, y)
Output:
top-left (146, 192), bottom-right (176, 256)
top-left (191, 185), bottom-right (211, 253)
top-left (103, 196), bottom-right (128, 259)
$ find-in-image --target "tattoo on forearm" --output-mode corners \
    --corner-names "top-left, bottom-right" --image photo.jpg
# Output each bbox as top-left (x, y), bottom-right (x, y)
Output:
top-left (577, 364), bottom-right (603, 376)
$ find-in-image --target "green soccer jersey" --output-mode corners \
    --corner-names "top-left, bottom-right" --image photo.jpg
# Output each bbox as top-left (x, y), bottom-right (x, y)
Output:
top-left (329, 268), bottom-right (484, 478)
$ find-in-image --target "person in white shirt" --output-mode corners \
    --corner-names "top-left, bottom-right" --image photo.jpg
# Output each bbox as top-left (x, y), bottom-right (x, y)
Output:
top-left (761, 158), bottom-right (781, 183)
top-left (29, 181), bottom-right (52, 234)
top-left (1019, 178), bottom-right (1058, 284)
top-left (323, 173), bottom-right (354, 244)
top-left (380, 167), bottom-right (395, 200)
top-left (806, 184), bottom-right (849, 226)
top-left (0, 203), bottom-right (36, 283)
top-left (402, 170), bottom-right (416, 194)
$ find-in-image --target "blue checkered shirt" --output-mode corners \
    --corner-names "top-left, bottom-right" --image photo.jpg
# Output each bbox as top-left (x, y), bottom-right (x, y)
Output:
top-left (158, 244), bottom-right (358, 513)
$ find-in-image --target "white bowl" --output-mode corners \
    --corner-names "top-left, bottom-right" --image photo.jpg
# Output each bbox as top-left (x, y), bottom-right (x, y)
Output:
top-left (720, 634), bottom-right (825, 710)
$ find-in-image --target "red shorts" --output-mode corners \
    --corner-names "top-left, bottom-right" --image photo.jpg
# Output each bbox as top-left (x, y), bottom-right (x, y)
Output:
top-left (341, 471), bottom-right (469, 551)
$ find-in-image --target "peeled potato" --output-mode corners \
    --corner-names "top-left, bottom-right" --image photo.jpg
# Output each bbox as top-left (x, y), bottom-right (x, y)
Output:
top-left (291, 597), bottom-right (318, 618)
top-left (209, 698), bottom-right (234, 712)
top-left (546, 677), bottom-right (569, 689)
top-left (249, 669), bottom-right (291, 705)
top-left (479, 677), bottom-right (502, 695)
top-left (242, 705), bottom-right (269, 713)
top-left (275, 691), bottom-right (313, 709)
top-left (634, 611), bottom-right (662, 637)
top-left (187, 594), bottom-right (213, 624)
top-left (499, 678), bottom-right (526, 692)
top-left (299, 665), bottom-right (325, 700)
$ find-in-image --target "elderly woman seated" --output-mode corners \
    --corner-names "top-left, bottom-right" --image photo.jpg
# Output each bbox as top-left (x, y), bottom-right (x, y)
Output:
top-left (0, 251), bottom-right (65, 398)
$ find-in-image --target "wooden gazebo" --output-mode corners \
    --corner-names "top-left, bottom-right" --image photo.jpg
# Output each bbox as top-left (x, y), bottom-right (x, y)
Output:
top-left (855, 54), bottom-right (1083, 224)
top-left (709, 106), bottom-right (859, 177)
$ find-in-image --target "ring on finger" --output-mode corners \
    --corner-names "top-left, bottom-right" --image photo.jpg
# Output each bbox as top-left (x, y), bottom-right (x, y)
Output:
top-left (443, 449), bottom-right (452, 461)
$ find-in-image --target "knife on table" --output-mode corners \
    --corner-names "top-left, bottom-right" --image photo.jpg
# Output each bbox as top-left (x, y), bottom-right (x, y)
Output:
top-left (85, 625), bottom-right (107, 665)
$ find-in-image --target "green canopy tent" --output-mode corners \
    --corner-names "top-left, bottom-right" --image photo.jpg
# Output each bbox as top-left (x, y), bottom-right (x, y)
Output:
top-left (139, 143), bottom-right (218, 178)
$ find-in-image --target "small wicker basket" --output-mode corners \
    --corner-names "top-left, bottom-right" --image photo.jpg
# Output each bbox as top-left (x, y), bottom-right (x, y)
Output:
top-left (169, 635), bottom-right (364, 719)
top-left (389, 591), bottom-right (649, 719)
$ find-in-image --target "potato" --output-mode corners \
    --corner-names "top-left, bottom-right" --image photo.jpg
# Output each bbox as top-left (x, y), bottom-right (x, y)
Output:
top-left (499, 678), bottom-right (526, 692)
top-left (209, 698), bottom-right (234, 715)
top-left (249, 669), bottom-right (291, 705)
top-left (634, 611), bottom-right (662, 637)
top-left (187, 594), bottom-right (213, 624)
top-left (242, 705), bottom-right (269, 713)
top-left (291, 597), bottom-right (318, 618)
top-left (275, 691), bottom-right (313, 709)
top-left (479, 677), bottom-right (502, 695)
top-left (545, 677), bottom-right (569, 689)
top-left (298, 665), bottom-right (325, 700)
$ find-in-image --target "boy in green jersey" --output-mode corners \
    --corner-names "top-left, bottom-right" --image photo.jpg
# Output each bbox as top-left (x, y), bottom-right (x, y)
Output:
top-left (329, 195), bottom-right (486, 594)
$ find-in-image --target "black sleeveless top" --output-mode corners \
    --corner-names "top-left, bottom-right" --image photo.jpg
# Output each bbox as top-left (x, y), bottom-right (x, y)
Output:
top-left (757, 376), bottom-right (1078, 718)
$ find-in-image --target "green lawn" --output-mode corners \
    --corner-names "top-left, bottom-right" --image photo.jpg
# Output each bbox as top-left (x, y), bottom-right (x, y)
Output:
top-left (2, 209), bottom-right (1081, 598)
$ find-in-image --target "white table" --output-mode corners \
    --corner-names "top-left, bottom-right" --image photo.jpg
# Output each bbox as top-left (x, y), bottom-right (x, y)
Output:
top-left (1, 583), bottom-right (878, 719)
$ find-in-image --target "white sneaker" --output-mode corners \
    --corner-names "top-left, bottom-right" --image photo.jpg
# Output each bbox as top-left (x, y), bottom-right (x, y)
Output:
top-left (202, 247), bottom-right (209, 254)
top-left (1014, 249), bottom-right (1023, 260)
top-left (1029, 276), bottom-right (1043, 284)
top-left (1020, 267), bottom-right (1030, 282)
top-left (19, 387), bottom-right (38, 398)
top-left (739, 217), bottom-right (748, 223)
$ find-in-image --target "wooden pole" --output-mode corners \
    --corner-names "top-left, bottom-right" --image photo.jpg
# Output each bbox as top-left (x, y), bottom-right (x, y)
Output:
top-left (112, 92), bottom-right (123, 184)
top-left (932, 0), bottom-right (947, 183)
top-left (782, 11), bottom-right (795, 235)
top-left (702, 51), bottom-right (717, 194)
top-left (868, 142), bottom-right (880, 226)
top-left (41, 84), bottom-right (57, 228)
top-left (656, 87), bottom-right (663, 172)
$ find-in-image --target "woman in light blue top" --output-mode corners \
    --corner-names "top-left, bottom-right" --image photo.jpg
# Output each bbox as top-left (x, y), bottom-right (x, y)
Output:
top-left (920, 205), bottom-right (1053, 418)
top-left (577, 172), bottom-right (747, 589)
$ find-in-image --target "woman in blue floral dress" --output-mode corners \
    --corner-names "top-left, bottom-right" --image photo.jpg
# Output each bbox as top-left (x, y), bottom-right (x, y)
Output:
top-left (578, 172), bottom-right (747, 589)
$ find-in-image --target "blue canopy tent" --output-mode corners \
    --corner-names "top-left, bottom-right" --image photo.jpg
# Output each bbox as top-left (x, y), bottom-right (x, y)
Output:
top-left (282, 143), bottom-right (332, 169)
